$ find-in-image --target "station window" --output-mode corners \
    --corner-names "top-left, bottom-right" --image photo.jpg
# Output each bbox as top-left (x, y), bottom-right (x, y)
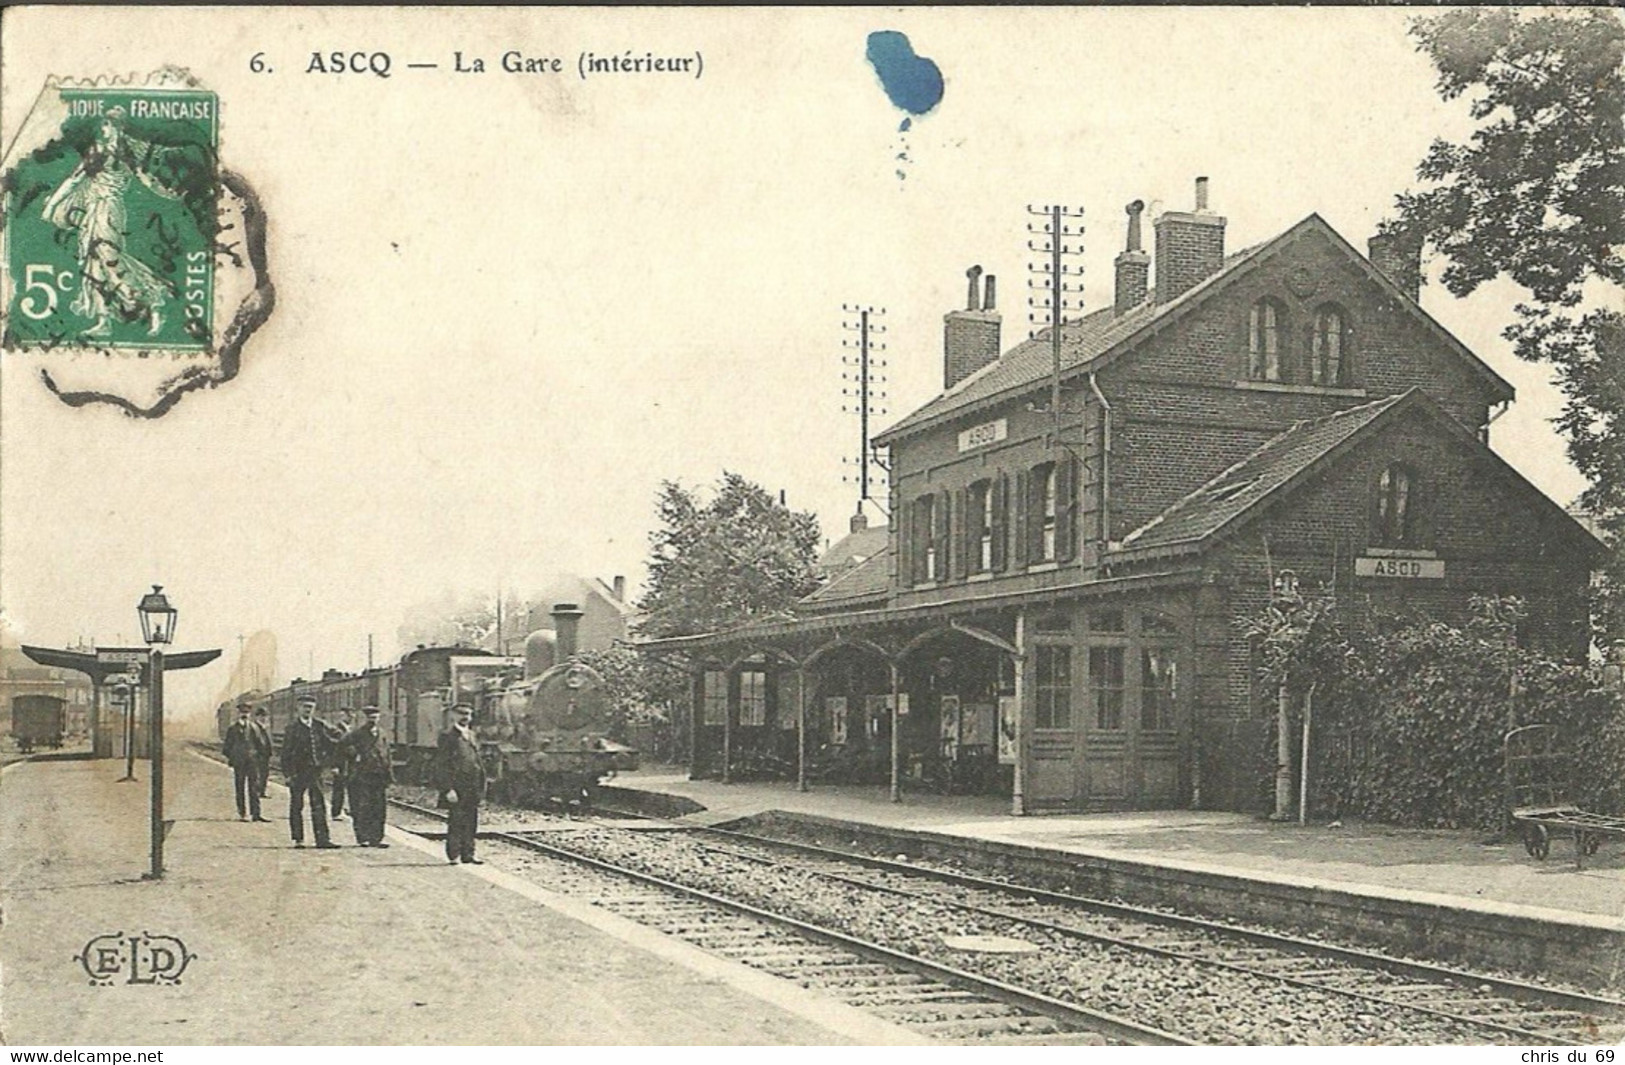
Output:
top-left (1374, 463), bottom-right (1416, 546)
top-left (701, 670), bottom-right (728, 726)
top-left (1090, 646), bottom-right (1125, 731)
top-left (1248, 298), bottom-right (1283, 382)
top-left (1141, 649), bottom-right (1177, 731)
top-left (738, 671), bottom-right (767, 727)
top-left (1035, 645), bottom-right (1072, 730)
top-left (1027, 462), bottom-right (1059, 562)
top-left (1311, 305), bottom-right (1349, 386)
top-left (913, 495), bottom-right (937, 583)
top-left (969, 479), bottom-right (994, 573)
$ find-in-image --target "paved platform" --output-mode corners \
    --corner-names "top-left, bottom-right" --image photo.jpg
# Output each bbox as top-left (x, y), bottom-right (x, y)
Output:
top-left (611, 769), bottom-right (1625, 929)
top-left (0, 752), bottom-right (921, 1046)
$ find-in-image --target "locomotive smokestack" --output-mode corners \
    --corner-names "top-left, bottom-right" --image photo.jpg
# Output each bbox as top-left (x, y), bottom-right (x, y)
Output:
top-left (551, 603), bottom-right (584, 661)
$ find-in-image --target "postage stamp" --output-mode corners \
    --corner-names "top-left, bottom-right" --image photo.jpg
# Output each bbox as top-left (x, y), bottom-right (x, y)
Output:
top-left (0, 67), bottom-right (272, 415)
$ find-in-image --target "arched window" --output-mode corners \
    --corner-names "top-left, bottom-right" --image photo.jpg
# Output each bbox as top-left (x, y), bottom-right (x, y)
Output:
top-left (1375, 463), bottom-right (1415, 546)
top-left (1248, 299), bottom-right (1283, 382)
top-left (1312, 305), bottom-right (1348, 386)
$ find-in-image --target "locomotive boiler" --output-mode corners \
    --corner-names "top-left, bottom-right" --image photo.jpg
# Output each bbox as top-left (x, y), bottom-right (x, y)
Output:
top-left (475, 604), bottom-right (637, 803)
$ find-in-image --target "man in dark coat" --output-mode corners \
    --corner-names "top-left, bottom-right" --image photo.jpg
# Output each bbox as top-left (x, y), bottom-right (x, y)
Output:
top-left (222, 704), bottom-right (270, 822)
top-left (338, 705), bottom-right (393, 847)
top-left (280, 696), bottom-right (341, 849)
top-left (250, 707), bottom-right (273, 798)
top-left (432, 702), bottom-right (486, 864)
top-left (328, 708), bottom-right (356, 821)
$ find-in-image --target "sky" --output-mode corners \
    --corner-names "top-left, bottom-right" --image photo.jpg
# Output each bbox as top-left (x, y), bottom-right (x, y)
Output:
top-left (0, 7), bottom-right (1594, 721)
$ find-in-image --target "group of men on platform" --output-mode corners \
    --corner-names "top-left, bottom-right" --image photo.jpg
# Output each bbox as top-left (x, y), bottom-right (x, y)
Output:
top-left (222, 695), bottom-right (486, 863)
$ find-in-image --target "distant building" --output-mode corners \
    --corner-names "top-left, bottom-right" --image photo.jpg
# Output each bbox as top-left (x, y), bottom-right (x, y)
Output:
top-left (649, 179), bottom-right (1603, 813)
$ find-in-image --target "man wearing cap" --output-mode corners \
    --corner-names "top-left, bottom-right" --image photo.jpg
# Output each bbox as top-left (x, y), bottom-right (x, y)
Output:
top-left (328, 707), bottom-right (356, 822)
top-left (222, 703), bottom-right (270, 822)
top-left (280, 696), bottom-right (342, 849)
top-left (250, 707), bottom-right (273, 798)
top-left (432, 703), bottom-right (486, 864)
top-left (338, 705), bottom-right (393, 847)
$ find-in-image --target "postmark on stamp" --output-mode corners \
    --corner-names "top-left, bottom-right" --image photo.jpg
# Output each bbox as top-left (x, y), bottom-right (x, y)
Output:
top-left (1, 67), bottom-right (273, 415)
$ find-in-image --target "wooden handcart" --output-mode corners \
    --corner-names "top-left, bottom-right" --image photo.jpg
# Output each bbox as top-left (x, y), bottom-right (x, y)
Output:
top-left (1504, 724), bottom-right (1625, 868)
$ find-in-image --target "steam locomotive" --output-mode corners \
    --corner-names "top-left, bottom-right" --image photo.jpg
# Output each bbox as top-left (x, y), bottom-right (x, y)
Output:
top-left (217, 603), bottom-right (637, 802)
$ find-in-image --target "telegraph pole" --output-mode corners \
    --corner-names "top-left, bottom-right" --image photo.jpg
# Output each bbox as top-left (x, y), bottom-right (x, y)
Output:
top-left (1025, 204), bottom-right (1086, 445)
top-left (840, 303), bottom-right (889, 515)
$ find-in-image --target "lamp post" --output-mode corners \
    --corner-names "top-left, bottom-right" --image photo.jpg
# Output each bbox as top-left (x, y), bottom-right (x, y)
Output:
top-left (115, 679), bottom-right (136, 781)
top-left (21, 594), bottom-right (216, 883)
top-left (137, 585), bottom-right (178, 881)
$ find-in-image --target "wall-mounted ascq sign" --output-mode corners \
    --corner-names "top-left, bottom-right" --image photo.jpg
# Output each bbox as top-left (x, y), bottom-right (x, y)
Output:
top-left (957, 417), bottom-right (1008, 453)
top-left (1356, 557), bottom-right (1445, 580)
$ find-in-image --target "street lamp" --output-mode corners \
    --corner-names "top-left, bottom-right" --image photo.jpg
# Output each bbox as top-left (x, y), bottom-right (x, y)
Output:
top-left (138, 586), bottom-right (175, 881)
top-left (138, 586), bottom-right (177, 646)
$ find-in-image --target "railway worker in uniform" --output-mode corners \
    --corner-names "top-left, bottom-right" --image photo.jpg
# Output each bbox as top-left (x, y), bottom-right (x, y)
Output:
top-left (251, 707), bottom-right (273, 798)
top-left (281, 696), bottom-right (341, 849)
top-left (433, 702), bottom-right (486, 865)
top-left (222, 703), bottom-right (270, 822)
top-left (329, 707), bottom-right (356, 821)
top-left (339, 705), bottom-right (393, 847)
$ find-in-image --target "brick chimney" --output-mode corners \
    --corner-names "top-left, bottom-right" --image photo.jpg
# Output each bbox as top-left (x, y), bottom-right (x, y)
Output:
top-left (1114, 199), bottom-right (1150, 315)
top-left (1154, 176), bottom-right (1226, 303)
top-left (1368, 228), bottom-right (1422, 303)
top-left (943, 264), bottom-right (1002, 390)
top-left (551, 603), bottom-right (583, 660)
top-left (850, 507), bottom-right (869, 533)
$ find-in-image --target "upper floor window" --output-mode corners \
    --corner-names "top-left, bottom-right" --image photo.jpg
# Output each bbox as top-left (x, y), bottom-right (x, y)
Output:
top-left (968, 479), bottom-right (994, 573)
top-left (912, 494), bottom-right (937, 583)
top-left (1375, 463), bottom-right (1416, 546)
top-left (738, 671), bottom-right (767, 727)
top-left (1311, 305), bottom-right (1349, 386)
top-left (1248, 299), bottom-right (1283, 382)
top-left (1039, 463), bottom-right (1058, 561)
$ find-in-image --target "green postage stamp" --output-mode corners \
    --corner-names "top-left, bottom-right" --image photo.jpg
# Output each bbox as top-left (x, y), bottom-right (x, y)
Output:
top-left (1, 69), bottom-right (271, 414)
top-left (6, 86), bottom-right (217, 350)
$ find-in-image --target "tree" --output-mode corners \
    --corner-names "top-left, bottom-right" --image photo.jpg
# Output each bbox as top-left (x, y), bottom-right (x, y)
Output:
top-left (1385, 9), bottom-right (1625, 642)
top-left (636, 472), bottom-right (823, 639)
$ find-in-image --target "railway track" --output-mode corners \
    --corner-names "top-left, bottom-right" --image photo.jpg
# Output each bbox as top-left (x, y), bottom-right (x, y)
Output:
top-left (387, 797), bottom-right (1181, 1045)
top-left (388, 796), bottom-right (1625, 1044)
top-left (682, 825), bottom-right (1625, 1045)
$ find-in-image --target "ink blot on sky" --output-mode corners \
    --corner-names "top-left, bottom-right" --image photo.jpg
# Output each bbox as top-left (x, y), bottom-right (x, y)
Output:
top-left (865, 31), bottom-right (943, 124)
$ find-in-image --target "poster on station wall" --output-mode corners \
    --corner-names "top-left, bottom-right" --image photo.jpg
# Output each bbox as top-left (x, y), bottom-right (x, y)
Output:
top-left (825, 696), bottom-right (848, 746)
top-left (998, 696), bottom-right (1019, 764)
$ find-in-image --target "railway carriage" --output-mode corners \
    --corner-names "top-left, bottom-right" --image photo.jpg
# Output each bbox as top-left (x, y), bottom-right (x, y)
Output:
top-left (11, 694), bottom-right (66, 752)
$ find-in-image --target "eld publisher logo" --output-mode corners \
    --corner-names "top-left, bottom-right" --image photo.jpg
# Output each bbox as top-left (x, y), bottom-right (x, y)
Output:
top-left (75, 932), bottom-right (196, 986)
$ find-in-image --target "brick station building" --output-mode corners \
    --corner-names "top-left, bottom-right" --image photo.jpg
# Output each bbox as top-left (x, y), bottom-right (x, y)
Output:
top-left (650, 179), bottom-right (1602, 813)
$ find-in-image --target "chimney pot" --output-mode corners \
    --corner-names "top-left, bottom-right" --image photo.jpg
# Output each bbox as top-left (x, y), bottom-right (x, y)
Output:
top-left (944, 264), bottom-right (1002, 389)
top-left (611, 575), bottom-right (626, 602)
top-left (1154, 178), bottom-right (1226, 303)
top-left (1115, 200), bottom-right (1152, 315)
top-left (982, 274), bottom-right (996, 311)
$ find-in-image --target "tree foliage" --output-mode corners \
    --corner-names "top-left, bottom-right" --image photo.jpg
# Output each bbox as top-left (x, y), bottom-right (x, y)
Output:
top-left (636, 472), bottom-right (823, 639)
top-left (1386, 9), bottom-right (1625, 641)
top-left (1243, 595), bottom-right (1624, 830)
